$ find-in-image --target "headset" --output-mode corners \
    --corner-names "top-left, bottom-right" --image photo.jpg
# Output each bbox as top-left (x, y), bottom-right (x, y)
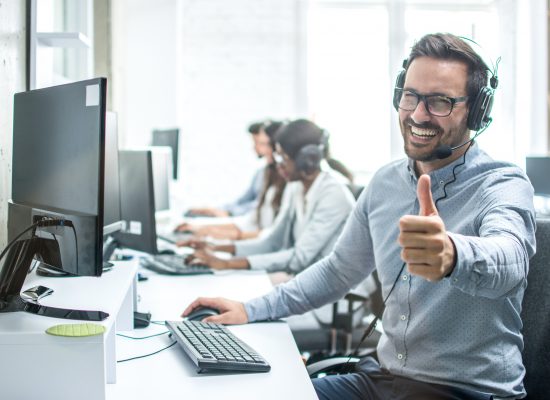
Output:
top-left (392, 39), bottom-right (499, 133)
top-left (294, 129), bottom-right (330, 174)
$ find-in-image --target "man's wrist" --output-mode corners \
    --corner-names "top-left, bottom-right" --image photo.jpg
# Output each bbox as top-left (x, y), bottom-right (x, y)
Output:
top-left (444, 234), bottom-right (458, 277)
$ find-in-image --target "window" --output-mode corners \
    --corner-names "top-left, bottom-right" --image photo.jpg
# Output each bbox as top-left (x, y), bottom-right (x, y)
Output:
top-left (307, 0), bottom-right (544, 182)
top-left (29, 0), bottom-right (93, 89)
top-left (307, 4), bottom-right (390, 180)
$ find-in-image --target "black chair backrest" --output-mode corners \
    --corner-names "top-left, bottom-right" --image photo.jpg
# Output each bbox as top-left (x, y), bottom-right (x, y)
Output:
top-left (521, 217), bottom-right (550, 398)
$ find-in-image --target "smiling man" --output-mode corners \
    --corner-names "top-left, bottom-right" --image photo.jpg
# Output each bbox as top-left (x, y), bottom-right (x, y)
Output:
top-left (182, 33), bottom-right (536, 399)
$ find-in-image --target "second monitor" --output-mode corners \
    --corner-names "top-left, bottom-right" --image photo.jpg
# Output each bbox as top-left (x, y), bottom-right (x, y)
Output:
top-left (152, 128), bottom-right (179, 180)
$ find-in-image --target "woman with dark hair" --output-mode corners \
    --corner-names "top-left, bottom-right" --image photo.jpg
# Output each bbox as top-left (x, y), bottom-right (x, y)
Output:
top-left (175, 121), bottom-right (286, 240)
top-left (178, 119), bottom-right (355, 276)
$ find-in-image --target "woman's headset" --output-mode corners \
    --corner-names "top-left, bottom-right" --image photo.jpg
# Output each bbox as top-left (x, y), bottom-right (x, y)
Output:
top-left (294, 129), bottom-right (330, 174)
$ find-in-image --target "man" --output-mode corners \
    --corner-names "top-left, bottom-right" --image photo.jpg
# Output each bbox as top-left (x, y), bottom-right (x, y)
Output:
top-left (185, 121), bottom-right (273, 217)
top-left (182, 33), bottom-right (536, 399)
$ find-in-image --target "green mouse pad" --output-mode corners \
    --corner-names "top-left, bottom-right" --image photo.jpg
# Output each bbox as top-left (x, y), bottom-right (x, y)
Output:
top-left (46, 323), bottom-right (106, 337)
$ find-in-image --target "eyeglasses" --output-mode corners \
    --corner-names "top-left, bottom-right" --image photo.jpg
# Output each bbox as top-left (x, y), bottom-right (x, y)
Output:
top-left (395, 89), bottom-right (468, 117)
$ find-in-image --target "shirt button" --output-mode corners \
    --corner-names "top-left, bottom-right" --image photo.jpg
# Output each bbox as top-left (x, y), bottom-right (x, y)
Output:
top-left (402, 275), bottom-right (408, 281)
top-left (400, 315), bottom-right (407, 321)
top-left (397, 353), bottom-right (404, 360)
top-left (439, 180), bottom-right (444, 185)
top-left (453, 278), bottom-right (458, 283)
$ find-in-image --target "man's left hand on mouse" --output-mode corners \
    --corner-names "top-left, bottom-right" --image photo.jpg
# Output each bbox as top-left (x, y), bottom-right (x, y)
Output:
top-left (398, 174), bottom-right (457, 282)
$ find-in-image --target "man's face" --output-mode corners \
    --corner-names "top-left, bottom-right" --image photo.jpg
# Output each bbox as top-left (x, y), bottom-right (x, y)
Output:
top-left (252, 130), bottom-right (272, 159)
top-left (398, 56), bottom-right (470, 170)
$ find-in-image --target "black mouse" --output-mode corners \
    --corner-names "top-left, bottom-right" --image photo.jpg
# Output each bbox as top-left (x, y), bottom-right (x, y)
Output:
top-left (158, 249), bottom-right (176, 255)
top-left (186, 306), bottom-right (220, 321)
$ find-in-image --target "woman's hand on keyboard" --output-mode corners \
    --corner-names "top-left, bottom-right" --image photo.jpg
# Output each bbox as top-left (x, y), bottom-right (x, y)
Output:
top-left (176, 238), bottom-right (212, 250)
top-left (182, 297), bottom-right (249, 325)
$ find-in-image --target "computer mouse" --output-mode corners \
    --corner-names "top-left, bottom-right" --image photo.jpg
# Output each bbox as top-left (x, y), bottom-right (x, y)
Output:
top-left (158, 249), bottom-right (176, 255)
top-left (186, 306), bottom-right (220, 321)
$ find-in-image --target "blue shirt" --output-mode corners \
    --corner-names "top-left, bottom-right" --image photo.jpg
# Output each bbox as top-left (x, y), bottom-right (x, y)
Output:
top-left (245, 144), bottom-right (536, 399)
top-left (223, 166), bottom-right (265, 216)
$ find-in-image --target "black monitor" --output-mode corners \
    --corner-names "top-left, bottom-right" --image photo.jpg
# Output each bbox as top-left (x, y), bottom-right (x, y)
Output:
top-left (152, 128), bottom-right (179, 179)
top-left (526, 156), bottom-right (550, 197)
top-left (114, 150), bottom-right (160, 254)
top-left (0, 78), bottom-right (119, 321)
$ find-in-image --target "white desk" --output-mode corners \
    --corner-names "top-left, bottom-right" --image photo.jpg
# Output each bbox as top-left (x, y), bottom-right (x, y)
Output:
top-left (107, 269), bottom-right (318, 400)
top-left (0, 259), bottom-right (138, 400)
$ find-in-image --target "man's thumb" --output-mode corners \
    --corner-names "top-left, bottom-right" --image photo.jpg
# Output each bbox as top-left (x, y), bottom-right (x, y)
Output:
top-left (417, 174), bottom-right (438, 216)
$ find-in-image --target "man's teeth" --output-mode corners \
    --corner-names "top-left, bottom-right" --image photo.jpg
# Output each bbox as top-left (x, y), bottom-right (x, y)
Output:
top-left (411, 126), bottom-right (437, 137)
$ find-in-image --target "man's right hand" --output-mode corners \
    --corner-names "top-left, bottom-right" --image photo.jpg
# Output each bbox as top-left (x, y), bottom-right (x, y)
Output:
top-left (182, 297), bottom-right (249, 325)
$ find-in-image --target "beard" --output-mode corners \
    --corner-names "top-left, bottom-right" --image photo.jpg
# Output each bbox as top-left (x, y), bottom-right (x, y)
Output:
top-left (401, 116), bottom-right (469, 162)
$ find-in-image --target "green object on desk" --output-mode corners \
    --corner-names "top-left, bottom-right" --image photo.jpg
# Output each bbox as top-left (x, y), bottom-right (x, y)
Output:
top-left (46, 323), bottom-right (106, 337)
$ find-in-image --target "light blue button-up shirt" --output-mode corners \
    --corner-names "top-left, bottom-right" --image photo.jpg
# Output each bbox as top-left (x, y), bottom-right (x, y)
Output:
top-left (245, 144), bottom-right (536, 399)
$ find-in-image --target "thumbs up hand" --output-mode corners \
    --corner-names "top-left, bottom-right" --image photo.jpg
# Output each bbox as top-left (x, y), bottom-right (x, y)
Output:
top-left (398, 175), bottom-right (456, 282)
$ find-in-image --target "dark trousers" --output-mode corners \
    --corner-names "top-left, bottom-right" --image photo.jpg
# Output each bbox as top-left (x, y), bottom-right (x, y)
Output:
top-left (312, 357), bottom-right (492, 400)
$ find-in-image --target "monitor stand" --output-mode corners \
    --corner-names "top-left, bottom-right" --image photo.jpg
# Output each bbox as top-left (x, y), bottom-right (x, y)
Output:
top-left (0, 237), bottom-right (109, 321)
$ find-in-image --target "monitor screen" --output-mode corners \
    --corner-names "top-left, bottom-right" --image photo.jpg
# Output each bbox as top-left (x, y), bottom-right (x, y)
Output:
top-left (114, 150), bottom-right (159, 254)
top-left (526, 156), bottom-right (550, 197)
top-left (13, 80), bottom-right (104, 216)
top-left (152, 128), bottom-right (179, 179)
top-left (9, 78), bottom-right (111, 277)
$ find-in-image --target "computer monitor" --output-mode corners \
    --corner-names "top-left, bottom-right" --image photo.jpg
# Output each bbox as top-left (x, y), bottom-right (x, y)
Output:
top-left (114, 150), bottom-right (160, 254)
top-left (526, 156), bottom-right (550, 197)
top-left (152, 128), bottom-right (179, 179)
top-left (0, 78), bottom-right (119, 321)
top-left (103, 111), bottom-right (123, 234)
top-left (150, 147), bottom-right (172, 212)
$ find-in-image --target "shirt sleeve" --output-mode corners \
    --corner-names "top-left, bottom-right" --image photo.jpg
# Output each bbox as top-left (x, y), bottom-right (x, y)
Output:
top-left (245, 191), bottom-right (376, 321)
top-left (447, 170), bottom-right (536, 299)
top-left (223, 167), bottom-right (264, 216)
top-left (238, 184), bottom-right (354, 273)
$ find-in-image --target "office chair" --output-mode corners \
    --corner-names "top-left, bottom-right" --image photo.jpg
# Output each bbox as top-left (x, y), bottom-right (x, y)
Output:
top-left (308, 217), bottom-right (550, 396)
top-left (304, 271), bottom-right (383, 377)
top-left (521, 216), bottom-right (550, 398)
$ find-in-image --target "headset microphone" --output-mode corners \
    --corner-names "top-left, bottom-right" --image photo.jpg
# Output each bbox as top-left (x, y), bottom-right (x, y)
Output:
top-left (434, 138), bottom-right (473, 159)
top-left (432, 119), bottom-right (490, 160)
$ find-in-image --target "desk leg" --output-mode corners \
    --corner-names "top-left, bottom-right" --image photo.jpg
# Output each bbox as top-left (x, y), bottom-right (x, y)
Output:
top-left (106, 322), bottom-right (116, 384)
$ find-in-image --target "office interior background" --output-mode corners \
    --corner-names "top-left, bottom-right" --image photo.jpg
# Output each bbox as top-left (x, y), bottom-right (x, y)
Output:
top-left (0, 0), bottom-right (548, 250)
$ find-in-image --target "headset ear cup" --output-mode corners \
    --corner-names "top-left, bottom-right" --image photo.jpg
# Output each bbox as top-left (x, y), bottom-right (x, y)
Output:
top-left (393, 69), bottom-right (406, 111)
top-left (467, 86), bottom-right (494, 131)
top-left (295, 144), bottom-right (323, 174)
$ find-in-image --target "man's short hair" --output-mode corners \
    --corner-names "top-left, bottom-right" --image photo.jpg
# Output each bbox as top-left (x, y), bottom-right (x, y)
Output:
top-left (406, 33), bottom-right (490, 107)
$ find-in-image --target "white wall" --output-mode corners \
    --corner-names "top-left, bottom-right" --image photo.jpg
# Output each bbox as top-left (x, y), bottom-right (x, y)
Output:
top-left (111, 0), bottom-right (305, 209)
top-left (0, 1), bottom-right (27, 248)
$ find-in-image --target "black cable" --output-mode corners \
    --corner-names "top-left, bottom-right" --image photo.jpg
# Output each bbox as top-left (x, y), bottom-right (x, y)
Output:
top-left (116, 340), bottom-right (177, 363)
top-left (116, 331), bottom-right (170, 340)
top-left (435, 141), bottom-right (474, 209)
top-left (0, 220), bottom-right (44, 265)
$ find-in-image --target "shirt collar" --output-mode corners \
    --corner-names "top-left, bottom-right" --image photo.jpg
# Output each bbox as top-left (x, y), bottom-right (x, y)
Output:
top-left (406, 142), bottom-right (479, 188)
